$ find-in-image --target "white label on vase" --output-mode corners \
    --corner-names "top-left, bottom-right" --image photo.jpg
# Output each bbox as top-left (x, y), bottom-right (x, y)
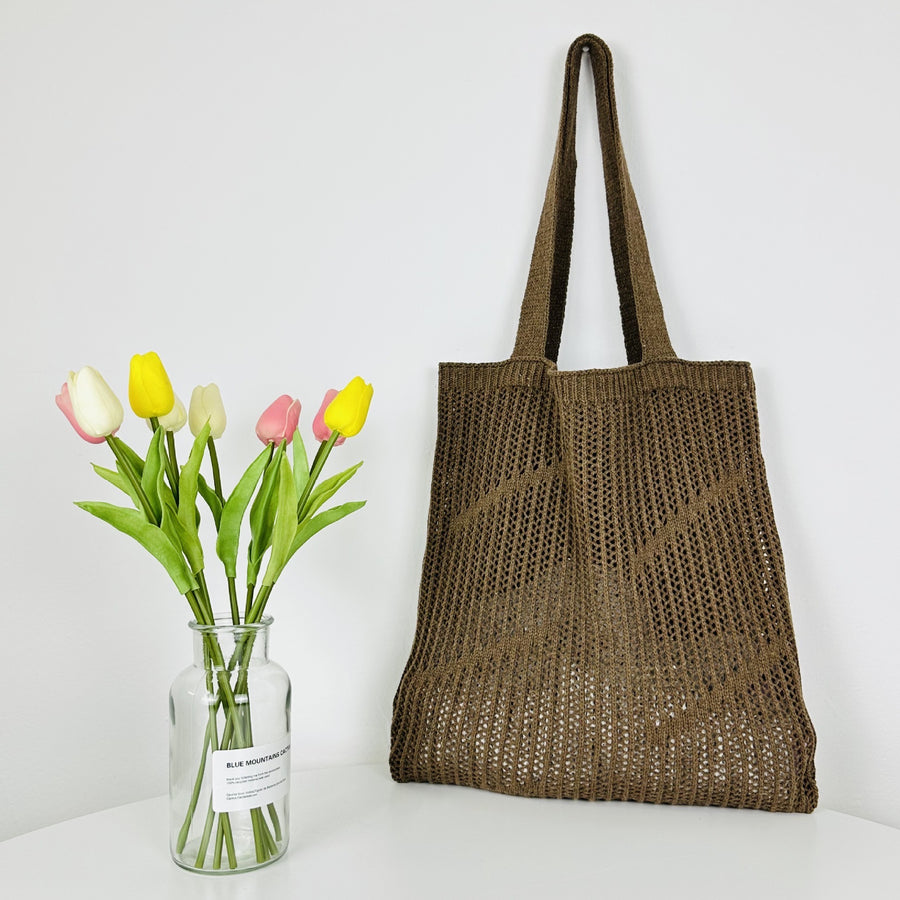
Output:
top-left (211, 738), bottom-right (291, 813)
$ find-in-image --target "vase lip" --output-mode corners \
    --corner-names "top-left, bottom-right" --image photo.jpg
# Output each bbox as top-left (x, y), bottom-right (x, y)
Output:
top-left (189, 615), bottom-right (274, 632)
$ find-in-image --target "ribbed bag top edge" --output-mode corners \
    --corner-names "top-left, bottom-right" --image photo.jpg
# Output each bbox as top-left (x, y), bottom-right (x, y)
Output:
top-left (438, 358), bottom-right (755, 398)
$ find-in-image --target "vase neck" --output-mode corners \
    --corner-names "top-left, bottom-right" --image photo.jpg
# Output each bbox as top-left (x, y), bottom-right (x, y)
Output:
top-left (189, 618), bottom-right (272, 669)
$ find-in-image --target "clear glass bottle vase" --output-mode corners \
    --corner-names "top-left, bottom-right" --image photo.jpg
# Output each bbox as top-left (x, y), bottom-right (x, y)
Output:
top-left (169, 616), bottom-right (291, 873)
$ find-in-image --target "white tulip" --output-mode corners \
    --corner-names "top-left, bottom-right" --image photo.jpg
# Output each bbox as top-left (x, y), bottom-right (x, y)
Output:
top-left (67, 366), bottom-right (124, 438)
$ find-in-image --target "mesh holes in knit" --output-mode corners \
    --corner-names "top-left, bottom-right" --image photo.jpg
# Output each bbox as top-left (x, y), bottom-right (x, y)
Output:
top-left (390, 359), bottom-right (817, 812)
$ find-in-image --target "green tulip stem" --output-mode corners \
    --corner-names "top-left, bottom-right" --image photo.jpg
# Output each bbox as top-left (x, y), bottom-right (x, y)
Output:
top-left (175, 726), bottom-right (211, 853)
top-left (207, 437), bottom-right (224, 503)
top-left (176, 622), bottom-right (281, 866)
top-left (230, 659), bottom-right (281, 852)
top-left (241, 431), bottom-right (340, 627)
top-left (188, 635), bottom-right (250, 785)
top-left (213, 817), bottom-right (224, 869)
top-left (250, 808), bottom-right (269, 863)
top-left (241, 444), bottom-right (273, 616)
top-left (205, 647), bottom-right (237, 870)
top-left (212, 813), bottom-right (237, 870)
top-left (105, 436), bottom-right (157, 524)
top-left (194, 798), bottom-right (216, 868)
top-left (166, 430), bottom-right (180, 502)
top-left (185, 590), bottom-right (208, 626)
top-left (176, 603), bottom-right (281, 867)
top-left (267, 803), bottom-right (283, 841)
top-left (243, 443), bottom-right (274, 620)
top-left (175, 682), bottom-right (240, 861)
top-left (221, 812), bottom-right (237, 869)
top-left (256, 806), bottom-right (277, 857)
top-left (209, 650), bottom-right (248, 748)
top-left (176, 638), bottom-right (220, 859)
top-left (227, 576), bottom-right (241, 625)
top-left (231, 668), bottom-right (267, 864)
top-left (219, 646), bottom-right (275, 865)
top-left (176, 632), bottom-right (249, 854)
top-left (245, 583), bottom-right (273, 625)
top-left (188, 583), bottom-right (250, 749)
top-left (193, 647), bottom-right (222, 869)
top-left (149, 417), bottom-right (180, 501)
top-left (185, 599), bottom-right (249, 745)
top-left (196, 571), bottom-right (215, 623)
top-left (297, 432), bottom-right (340, 519)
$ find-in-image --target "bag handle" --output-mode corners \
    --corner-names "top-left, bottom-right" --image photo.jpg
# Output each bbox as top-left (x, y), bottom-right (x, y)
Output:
top-left (512, 35), bottom-right (676, 364)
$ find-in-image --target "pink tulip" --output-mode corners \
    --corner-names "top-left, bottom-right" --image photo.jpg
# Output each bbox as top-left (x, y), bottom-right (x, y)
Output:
top-left (56, 382), bottom-right (108, 444)
top-left (256, 395), bottom-right (301, 445)
top-left (312, 389), bottom-right (346, 446)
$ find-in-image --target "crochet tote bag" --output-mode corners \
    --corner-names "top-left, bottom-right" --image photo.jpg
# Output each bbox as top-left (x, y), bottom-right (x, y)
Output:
top-left (390, 34), bottom-right (817, 812)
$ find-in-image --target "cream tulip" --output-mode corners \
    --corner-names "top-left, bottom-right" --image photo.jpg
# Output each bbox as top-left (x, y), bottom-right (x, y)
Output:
top-left (189, 384), bottom-right (227, 439)
top-left (148, 395), bottom-right (187, 432)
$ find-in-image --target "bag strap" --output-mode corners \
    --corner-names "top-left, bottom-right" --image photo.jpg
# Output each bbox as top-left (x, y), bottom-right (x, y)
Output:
top-left (512, 34), bottom-right (676, 364)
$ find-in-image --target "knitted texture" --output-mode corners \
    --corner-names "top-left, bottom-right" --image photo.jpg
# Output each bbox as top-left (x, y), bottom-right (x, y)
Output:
top-left (390, 36), bottom-right (817, 812)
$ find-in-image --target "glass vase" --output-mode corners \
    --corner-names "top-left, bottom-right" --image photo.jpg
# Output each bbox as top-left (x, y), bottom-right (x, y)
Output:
top-left (169, 616), bottom-right (291, 873)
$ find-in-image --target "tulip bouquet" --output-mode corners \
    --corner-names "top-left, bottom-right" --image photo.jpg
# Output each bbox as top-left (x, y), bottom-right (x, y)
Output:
top-left (56, 352), bottom-right (372, 871)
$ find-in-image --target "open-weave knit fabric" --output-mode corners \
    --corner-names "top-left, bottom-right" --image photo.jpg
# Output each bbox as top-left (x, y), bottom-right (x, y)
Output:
top-left (390, 35), bottom-right (817, 812)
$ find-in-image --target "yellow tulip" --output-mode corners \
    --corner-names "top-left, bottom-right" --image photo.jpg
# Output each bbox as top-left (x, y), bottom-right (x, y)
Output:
top-left (129, 352), bottom-right (175, 419)
top-left (323, 376), bottom-right (373, 437)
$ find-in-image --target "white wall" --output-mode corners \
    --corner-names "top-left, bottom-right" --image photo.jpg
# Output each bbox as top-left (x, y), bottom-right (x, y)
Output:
top-left (2, 0), bottom-right (898, 839)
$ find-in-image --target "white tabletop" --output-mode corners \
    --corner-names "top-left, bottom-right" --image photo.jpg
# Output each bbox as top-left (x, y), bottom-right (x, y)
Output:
top-left (2, 764), bottom-right (897, 898)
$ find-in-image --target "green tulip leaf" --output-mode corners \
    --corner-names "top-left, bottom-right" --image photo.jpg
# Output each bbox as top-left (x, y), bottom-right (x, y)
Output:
top-left (292, 428), bottom-right (310, 499)
top-left (153, 440), bottom-right (203, 574)
top-left (111, 436), bottom-right (145, 478)
top-left (197, 474), bottom-right (222, 530)
top-left (248, 443), bottom-right (285, 573)
top-left (285, 500), bottom-right (366, 568)
top-left (246, 540), bottom-right (262, 588)
top-left (75, 501), bottom-right (198, 594)
top-left (216, 445), bottom-right (270, 579)
top-left (161, 491), bottom-right (203, 574)
top-left (300, 461), bottom-right (363, 521)
top-left (158, 490), bottom-right (183, 552)
top-left (261, 454), bottom-right (299, 587)
top-left (178, 422), bottom-right (210, 537)
top-left (92, 464), bottom-right (134, 501)
top-left (113, 462), bottom-right (144, 510)
top-left (156, 441), bottom-right (179, 505)
top-left (140, 428), bottom-right (164, 523)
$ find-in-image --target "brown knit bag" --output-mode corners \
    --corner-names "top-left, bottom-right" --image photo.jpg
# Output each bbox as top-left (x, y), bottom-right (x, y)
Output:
top-left (390, 34), bottom-right (817, 812)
